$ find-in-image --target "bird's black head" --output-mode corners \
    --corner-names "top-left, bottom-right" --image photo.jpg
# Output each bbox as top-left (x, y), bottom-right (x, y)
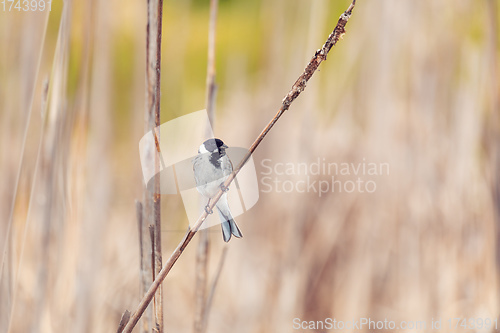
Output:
top-left (199, 138), bottom-right (227, 154)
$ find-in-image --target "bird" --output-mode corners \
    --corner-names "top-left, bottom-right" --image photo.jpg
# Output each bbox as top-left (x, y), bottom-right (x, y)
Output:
top-left (193, 138), bottom-right (243, 242)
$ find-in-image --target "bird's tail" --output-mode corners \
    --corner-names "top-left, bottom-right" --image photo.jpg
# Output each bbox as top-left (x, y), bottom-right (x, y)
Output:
top-left (216, 194), bottom-right (243, 242)
top-left (220, 218), bottom-right (243, 243)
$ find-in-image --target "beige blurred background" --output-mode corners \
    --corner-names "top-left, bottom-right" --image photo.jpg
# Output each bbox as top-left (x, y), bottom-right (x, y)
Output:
top-left (1, 0), bottom-right (499, 332)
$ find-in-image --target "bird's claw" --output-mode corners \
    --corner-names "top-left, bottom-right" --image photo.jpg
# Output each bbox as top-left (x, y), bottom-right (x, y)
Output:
top-left (205, 205), bottom-right (213, 215)
top-left (220, 184), bottom-right (229, 192)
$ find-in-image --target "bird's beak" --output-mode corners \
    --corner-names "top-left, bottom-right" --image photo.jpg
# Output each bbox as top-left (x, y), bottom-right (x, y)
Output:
top-left (222, 144), bottom-right (228, 149)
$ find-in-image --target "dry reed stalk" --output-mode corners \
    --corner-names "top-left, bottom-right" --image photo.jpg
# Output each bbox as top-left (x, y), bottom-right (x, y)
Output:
top-left (121, 1), bottom-right (357, 331)
top-left (194, 230), bottom-right (209, 333)
top-left (125, 1), bottom-right (166, 331)
top-left (117, 310), bottom-right (132, 333)
top-left (205, 0), bottom-right (218, 125)
top-left (194, 0), bottom-right (219, 332)
top-left (135, 200), bottom-right (152, 333)
top-left (6, 3), bottom-right (71, 331)
top-left (144, 0), bottom-right (164, 332)
top-left (30, 73), bottom-right (52, 332)
top-left (202, 246), bottom-right (228, 332)
top-left (0, 8), bottom-right (51, 297)
top-left (485, 0), bottom-right (500, 250)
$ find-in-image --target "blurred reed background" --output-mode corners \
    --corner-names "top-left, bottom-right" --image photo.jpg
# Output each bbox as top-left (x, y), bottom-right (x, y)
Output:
top-left (1, 0), bottom-right (499, 332)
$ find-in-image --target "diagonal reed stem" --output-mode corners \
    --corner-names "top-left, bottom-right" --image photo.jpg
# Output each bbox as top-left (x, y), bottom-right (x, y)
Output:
top-left (122, 1), bottom-right (356, 331)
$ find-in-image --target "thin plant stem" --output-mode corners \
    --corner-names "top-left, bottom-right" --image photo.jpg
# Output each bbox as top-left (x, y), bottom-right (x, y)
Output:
top-left (0, 0), bottom-right (51, 298)
top-left (117, 311), bottom-right (131, 333)
top-left (5, 3), bottom-right (70, 331)
top-left (145, 0), bottom-right (164, 332)
top-left (194, 0), bottom-right (219, 332)
top-left (135, 200), bottom-right (152, 333)
top-left (121, 2), bottom-right (356, 331)
top-left (202, 247), bottom-right (228, 333)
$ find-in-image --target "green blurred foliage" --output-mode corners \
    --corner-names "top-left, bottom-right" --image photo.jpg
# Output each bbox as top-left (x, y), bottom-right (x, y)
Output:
top-left (161, 0), bottom-right (264, 120)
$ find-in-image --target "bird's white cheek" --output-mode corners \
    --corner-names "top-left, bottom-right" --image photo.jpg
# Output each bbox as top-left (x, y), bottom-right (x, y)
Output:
top-left (198, 144), bottom-right (209, 154)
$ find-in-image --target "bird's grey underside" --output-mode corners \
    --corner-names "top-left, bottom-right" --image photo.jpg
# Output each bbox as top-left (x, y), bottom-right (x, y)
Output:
top-left (193, 150), bottom-right (243, 242)
top-left (193, 152), bottom-right (232, 197)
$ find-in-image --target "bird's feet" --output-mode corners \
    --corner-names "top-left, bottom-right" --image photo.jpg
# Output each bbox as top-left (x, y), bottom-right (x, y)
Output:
top-left (220, 183), bottom-right (229, 192)
top-left (205, 204), bottom-right (213, 215)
